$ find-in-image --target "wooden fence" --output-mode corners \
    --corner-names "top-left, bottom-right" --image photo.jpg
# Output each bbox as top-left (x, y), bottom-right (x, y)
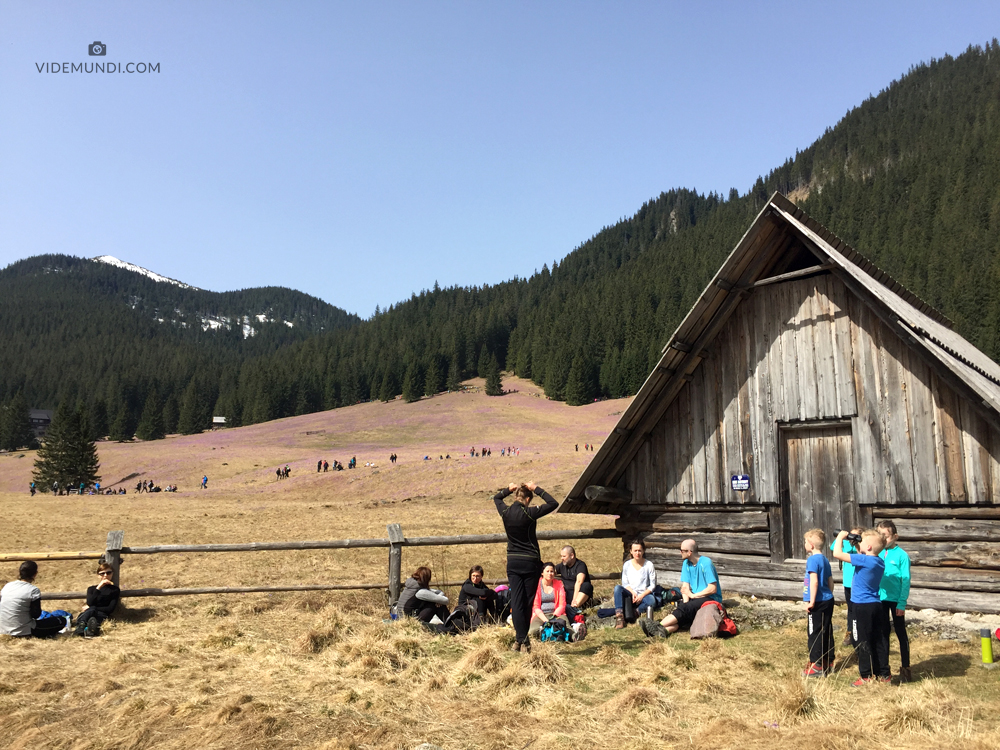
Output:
top-left (0, 526), bottom-right (622, 602)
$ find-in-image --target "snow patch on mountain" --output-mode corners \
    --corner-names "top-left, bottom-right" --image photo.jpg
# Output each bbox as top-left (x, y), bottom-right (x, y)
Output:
top-left (91, 255), bottom-right (198, 289)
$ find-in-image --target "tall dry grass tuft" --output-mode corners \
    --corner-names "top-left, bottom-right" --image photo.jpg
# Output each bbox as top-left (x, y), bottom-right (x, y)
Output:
top-left (521, 645), bottom-right (567, 683)
top-left (297, 609), bottom-right (347, 653)
top-left (599, 686), bottom-right (672, 720)
top-left (775, 677), bottom-right (816, 719)
top-left (593, 644), bottom-right (629, 665)
top-left (457, 643), bottom-right (504, 675)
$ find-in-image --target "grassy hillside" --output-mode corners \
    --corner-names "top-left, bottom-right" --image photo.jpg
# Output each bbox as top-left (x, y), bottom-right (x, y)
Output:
top-left (1, 382), bottom-right (998, 748)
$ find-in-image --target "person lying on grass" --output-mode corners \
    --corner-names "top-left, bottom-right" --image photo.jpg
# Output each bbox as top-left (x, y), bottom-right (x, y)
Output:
top-left (397, 566), bottom-right (450, 624)
top-left (73, 562), bottom-right (120, 638)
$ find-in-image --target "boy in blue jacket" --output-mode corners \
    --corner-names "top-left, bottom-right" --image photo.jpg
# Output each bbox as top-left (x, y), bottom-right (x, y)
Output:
top-left (833, 528), bottom-right (889, 685)
top-left (877, 520), bottom-right (912, 683)
top-left (802, 529), bottom-right (835, 677)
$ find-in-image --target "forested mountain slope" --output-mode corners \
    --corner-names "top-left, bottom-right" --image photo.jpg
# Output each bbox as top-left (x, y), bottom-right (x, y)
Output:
top-left (0, 255), bottom-right (358, 435)
top-left (4, 41), bottom-right (999, 435)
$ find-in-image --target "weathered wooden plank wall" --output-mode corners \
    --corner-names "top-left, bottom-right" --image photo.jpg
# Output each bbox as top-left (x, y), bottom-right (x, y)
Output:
top-left (625, 273), bottom-right (1000, 509)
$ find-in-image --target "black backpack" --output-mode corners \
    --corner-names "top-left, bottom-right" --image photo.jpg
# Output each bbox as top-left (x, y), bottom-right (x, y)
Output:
top-left (495, 587), bottom-right (512, 622)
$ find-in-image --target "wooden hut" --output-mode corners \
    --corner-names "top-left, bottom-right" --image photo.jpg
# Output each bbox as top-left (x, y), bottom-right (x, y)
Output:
top-left (561, 192), bottom-right (1000, 613)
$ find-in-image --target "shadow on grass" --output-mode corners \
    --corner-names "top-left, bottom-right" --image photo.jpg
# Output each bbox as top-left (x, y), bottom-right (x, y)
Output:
top-left (913, 652), bottom-right (972, 679)
top-left (114, 606), bottom-right (157, 624)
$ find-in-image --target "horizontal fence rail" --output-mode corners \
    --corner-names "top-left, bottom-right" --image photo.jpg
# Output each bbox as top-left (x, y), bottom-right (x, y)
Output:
top-left (2, 526), bottom-right (623, 602)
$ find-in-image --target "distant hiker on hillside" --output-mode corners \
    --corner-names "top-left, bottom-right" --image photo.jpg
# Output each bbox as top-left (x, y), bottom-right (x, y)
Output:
top-left (29, 482), bottom-right (35, 496)
top-left (317, 460), bottom-right (322, 473)
top-left (323, 460), bottom-right (329, 472)
top-left (201, 475), bottom-right (208, 489)
top-left (493, 481), bottom-right (559, 653)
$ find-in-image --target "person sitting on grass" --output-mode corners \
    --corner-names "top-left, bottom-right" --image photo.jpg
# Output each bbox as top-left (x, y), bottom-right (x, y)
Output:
top-left (397, 566), bottom-right (450, 624)
top-left (458, 565), bottom-right (498, 621)
top-left (833, 529), bottom-right (889, 686)
top-left (556, 545), bottom-right (593, 621)
top-left (73, 562), bottom-right (120, 638)
top-left (0, 561), bottom-right (65, 638)
top-left (527, 562), bottom-right (567, 638)
top-left (645, 539), bottom-right (721, 637)
top-left (613, 540), bottom-right (656, 629)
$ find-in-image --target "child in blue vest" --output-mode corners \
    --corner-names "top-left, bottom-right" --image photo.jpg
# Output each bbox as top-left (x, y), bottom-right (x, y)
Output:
top-left (802, 529), bottom-right (835, 677)
top-left (877, 520), bottom-right (912, 683)
top-left (833, 529), bottom-right (888, 685)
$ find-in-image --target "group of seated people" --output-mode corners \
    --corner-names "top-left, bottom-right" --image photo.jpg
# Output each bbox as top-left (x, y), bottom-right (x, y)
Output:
top-left (395, 537), bottom-right (723, 641)
top-left (396, 545), bottom-right (595, 638)
top-left (0, 561), bottom-right (120, 639)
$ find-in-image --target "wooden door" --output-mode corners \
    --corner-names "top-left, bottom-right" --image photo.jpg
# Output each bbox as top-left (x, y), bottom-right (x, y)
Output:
top-left (778, 423), bottom-right (859, 560)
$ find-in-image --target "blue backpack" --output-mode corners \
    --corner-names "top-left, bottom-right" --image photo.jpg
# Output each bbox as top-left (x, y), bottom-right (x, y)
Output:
top-left (540, 620), bottom-right (572, 643)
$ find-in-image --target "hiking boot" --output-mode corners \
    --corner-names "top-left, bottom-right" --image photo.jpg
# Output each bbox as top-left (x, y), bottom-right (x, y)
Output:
top-left (878, 675), bottom-right (892, 684)
top-left (520, 638), bottom-right (531, 653)
top-left (898, 667), bottom-right (912, 683)
top-left (802, 662), bottom-right (825, 678)
top-left (638, 618), bottom-right (654, 638)
top-left (614, 611), bottom-right (626, 630)
top-left (851, 677), bottom-right (873, 687)
top-left (72, 621), bottom-right (87, 637)
top-left (84, 617), bottom-right (100, 638)
top-left (509, 640), bottom-right (522, 653)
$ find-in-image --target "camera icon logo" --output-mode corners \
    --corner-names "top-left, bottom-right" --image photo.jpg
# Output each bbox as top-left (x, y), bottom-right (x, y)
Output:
top-left (88, 41), bottom-right (107, 56)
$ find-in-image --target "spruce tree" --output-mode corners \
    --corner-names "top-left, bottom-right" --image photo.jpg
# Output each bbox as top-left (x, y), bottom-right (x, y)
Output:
top-left (178, 380), bottom-right (205, 434)
top-left (484, 353), bottom-right (503, 396)
top-left (136, 390), bottom-right (166, 441)
top-left (162, 394), bottom-right (179, 434)
top-left (424, 357), bottom-right (442, 396)
top-left (446, 355), bottom-right (461, 391)
top-left (33, 402), bottom-right (100, 491)
top-left (402, 363), bottom-right (422, 403)
top-left (0, 391), bottom-right (34, 451)
top-left (109, 400), bottom-right (133, 442)
top-left (565, 355), bottom-right (597, 406)
top-left (89, 398), bottom-right (109, 441)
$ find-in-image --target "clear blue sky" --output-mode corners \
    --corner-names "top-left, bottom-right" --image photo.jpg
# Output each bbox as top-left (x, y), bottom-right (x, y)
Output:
top-left (2, 2), bottom-right (998, 317)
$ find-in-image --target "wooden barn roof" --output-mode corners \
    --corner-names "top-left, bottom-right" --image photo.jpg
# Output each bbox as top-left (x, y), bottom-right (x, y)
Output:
top-left (562, 192), bottom-right (1000, 514)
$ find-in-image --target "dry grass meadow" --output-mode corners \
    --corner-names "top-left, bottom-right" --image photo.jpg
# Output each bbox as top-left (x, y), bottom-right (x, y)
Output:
top-left (1, 377), bottom-right (999, 749)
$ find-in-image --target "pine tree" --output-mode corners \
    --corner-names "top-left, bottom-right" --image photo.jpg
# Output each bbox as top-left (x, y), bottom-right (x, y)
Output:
top-left (162, 394), bottom-right (179, 434)
top-left (402, 362), bottom-right (422, 403)
top-left (446, 355), bottom-right (461, 391)
top-left (378, 367), bottom-right (399, 402)
top-left (178, 380), bottom-right (205, 435)
top-left (109, 399), bottom-right (133, 442)
top-left (136, 390), bottom-right (166, 441)
top-left (477, 345), bottom-right (491, 378)
top-left (89, 398), bottom-right (109, 441)
top-left (565, 355), bottom-right (597, 405)
top-left (424, 357), bottom-right (442, 396)
top-left (0, 391), bottom-right (34, 451)
top-left (484, 353), bottom-right (503, 396)
top-left (33, 402), bottom-right (100, 491)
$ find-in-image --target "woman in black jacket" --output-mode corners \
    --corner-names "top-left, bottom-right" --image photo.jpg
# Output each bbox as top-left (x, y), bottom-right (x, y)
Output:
top-left (457, 565), bottom-right (498, 621)
top-left (494, 482), bottom-right (558, 652)
top-left (73, 562), bottom-right (120, 637)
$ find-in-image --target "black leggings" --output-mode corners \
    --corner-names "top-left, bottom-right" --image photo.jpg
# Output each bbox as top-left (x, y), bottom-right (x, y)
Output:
top-left (507, 557), bottom-right (542, 644)
top-left (405, 600), bottom-right (450, 623)
top-left (882, 600), bottom-right (910, 668)
top-left (29, 617), bottom-right (65, 638)
top-left (844, 586), bottom-right (855, 646)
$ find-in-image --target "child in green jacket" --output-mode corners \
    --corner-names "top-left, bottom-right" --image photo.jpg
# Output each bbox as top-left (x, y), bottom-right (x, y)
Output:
top-left (877, 520), bottom-right (912, 683)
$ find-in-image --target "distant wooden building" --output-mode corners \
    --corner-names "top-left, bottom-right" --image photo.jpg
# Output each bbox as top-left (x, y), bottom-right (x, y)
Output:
top-left (562, 193), bottom-right (1000, 613)
top-left (29, 409), bottom-right (53, 439)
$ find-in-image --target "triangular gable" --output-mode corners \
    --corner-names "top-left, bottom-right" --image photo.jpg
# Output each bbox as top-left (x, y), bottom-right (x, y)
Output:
top-left (562, 192), bottom-right (999, 514)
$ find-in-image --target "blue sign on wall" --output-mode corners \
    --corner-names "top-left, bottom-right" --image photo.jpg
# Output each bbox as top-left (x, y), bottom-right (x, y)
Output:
top-left (731, 474), bottom-right (751, 491)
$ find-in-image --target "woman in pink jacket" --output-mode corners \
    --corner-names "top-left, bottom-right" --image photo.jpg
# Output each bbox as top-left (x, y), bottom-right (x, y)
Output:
top-left (528, 562), bottom-right (567, 638)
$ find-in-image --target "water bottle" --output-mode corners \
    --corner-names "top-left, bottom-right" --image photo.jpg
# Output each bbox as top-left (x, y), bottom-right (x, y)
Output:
top-left (646, 605), bottom-right (653, 620)
top-left (390, 603), bottom-right (399, 621)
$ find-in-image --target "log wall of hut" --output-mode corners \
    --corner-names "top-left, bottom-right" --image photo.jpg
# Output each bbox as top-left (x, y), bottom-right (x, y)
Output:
top-left (615, 272), bottom-right (1000, 612)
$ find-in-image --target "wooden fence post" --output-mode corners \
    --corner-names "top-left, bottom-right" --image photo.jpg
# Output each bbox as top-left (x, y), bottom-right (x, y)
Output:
top-left (104, 530), bottom-right (124, 588)
top-left (387, 523), bottom-right (404, 603)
